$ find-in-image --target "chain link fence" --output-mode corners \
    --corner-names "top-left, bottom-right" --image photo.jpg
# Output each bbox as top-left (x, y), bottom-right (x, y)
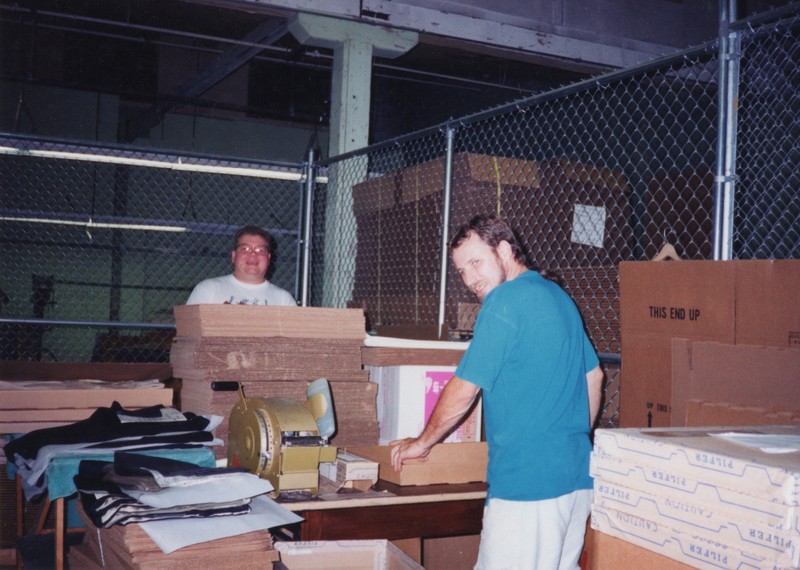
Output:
top-left (0, 135), bottom-right (304, 363)
top-left (1, 6), bottom-right (798, 427)
top-left (310, 5), bottom-right (800, 427)
top-left (733, 7), bottom-right (800, 259)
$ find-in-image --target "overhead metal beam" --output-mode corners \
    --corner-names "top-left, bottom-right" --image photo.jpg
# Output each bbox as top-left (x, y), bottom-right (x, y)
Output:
top-left (122, 17), bottom-right (290, 142)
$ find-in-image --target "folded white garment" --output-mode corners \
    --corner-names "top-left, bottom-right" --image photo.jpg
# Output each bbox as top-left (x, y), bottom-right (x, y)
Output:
top-left (123, 472), bottom-right (273, 507)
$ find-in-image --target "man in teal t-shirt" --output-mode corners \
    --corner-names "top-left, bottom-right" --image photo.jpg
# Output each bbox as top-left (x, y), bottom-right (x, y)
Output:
top-left (391, 214), bottom-right (603, 570)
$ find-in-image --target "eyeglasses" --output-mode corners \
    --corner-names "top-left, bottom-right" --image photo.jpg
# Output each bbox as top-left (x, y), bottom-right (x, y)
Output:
top-left (236, 243), bottom-right (269, 256)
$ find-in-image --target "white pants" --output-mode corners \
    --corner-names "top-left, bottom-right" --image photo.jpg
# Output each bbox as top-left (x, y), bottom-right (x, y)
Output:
top-left (474, 488), bottom-right (593, 570)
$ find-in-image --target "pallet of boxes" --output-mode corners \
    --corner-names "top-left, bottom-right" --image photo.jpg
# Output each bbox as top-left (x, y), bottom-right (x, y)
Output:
top-left (585, 259), bottom-right (800, 569)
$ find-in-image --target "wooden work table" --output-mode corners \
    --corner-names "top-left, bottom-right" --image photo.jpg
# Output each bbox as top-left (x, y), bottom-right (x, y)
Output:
top-left (279, 481), bottom-right (487, 541)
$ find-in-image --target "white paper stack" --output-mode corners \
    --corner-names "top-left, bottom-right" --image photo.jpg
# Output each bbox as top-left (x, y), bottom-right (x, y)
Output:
top-left (590, 425), bottom-right (800, 569)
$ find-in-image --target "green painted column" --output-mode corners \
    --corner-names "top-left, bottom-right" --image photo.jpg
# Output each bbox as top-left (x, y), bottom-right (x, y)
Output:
top-left (290, 14), bottom-right (418, 308)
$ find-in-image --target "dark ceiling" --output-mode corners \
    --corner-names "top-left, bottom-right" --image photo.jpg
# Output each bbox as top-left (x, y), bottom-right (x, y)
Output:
top-left (0, 0), bottom-right (592, 149)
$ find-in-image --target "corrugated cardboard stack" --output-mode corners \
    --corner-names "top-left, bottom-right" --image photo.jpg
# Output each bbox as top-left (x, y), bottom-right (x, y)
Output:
top-left (351, 153), bottom-right (633, 332)
top-left (171, 305), bottom-right (377, 460)
top-left (69, 504), bottom-right (279, 570)
top-left (590, 425), bottom-right (800, 570)
top-left (0, 362), bottom-right (174, 433)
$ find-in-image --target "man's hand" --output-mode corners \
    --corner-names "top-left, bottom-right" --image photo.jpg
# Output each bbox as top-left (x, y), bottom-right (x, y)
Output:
top-left (389, 437), bottom-right (432, 472)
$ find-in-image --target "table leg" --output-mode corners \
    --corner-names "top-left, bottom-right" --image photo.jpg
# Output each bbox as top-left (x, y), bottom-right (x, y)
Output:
top-left (55, 498), bottom-right (64, 570)
top-left (15, 476), bottom-right (22, 570)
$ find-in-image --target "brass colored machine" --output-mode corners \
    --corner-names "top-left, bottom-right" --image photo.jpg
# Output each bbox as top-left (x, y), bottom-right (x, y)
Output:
top-left (227, 379), bottom-right (337, 496)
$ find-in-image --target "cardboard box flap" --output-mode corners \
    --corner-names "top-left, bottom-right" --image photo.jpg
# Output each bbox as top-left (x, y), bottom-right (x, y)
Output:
top-left (734, 260), bottom-right (800, 348)
top-left (619, 261), bottom-right (736, 341)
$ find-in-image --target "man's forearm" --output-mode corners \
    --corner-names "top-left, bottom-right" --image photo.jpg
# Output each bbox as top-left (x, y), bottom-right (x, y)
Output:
top-left (586, 365), bottom-right (604, 427)
top-left (416, 376), bottom-right (480, 449)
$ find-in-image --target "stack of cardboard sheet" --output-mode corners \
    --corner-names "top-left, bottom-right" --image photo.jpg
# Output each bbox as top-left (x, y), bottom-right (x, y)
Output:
top-left (590, 425), bottom-right (800, 569)
top-left (0, 362), bottom-right (174, 434)
top-left (69, 505), bottom-right (279, 570)
top-left (171, 305), bottom-right (376, 459)
top-left (0, 379), bottom-right (173, 433)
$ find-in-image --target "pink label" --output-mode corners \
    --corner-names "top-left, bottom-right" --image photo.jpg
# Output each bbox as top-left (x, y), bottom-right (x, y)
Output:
top-left (423, 370), bottom-right (454, 424)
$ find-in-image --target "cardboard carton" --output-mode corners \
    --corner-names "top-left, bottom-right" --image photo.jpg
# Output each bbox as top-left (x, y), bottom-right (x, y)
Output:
top-left (671, 339), bottom-right (800, 427)
top-left (591, 504), bottom-right (782, 570)
top-left (347, 442), bottom-right (488, 486)
top-left (584, 527), bottom-right (695, 570)
top-left (593, 427), bottom-right (800, 507)
top-left (593, 478), bottom-right (798, 566)
top-left (275, 539), bottom-right (423, 569)
top-left (319, 451), bottom-right (379, 489)
top-left (618, 260), bottom-right (800, 427)
top-left (367, 365), bottom-right (481, 444)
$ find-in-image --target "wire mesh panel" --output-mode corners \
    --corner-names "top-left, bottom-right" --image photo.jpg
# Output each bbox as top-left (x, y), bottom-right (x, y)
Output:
top-left (314, 44), bottom-right (721, 426)
top-left (0, 136), bottom-right (304, 362)
top-left (309, 132), bottom-right (448, 334)
top-left (733, 9), bottom-right (800, 259)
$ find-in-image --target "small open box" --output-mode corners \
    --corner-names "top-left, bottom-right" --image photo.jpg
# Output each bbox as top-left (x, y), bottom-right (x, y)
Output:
top-left (275, 539), bottom-right (423, 569)
top-left (346, 442), bottom-right (487, 486)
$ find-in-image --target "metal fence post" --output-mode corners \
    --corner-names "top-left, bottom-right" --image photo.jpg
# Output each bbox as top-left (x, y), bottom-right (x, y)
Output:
top-left (300, 147), bottom-right (316, 306)
top-left (437, 125), bottom-right (456, 339)
top-left (713, 0), bottom-right (742, 260)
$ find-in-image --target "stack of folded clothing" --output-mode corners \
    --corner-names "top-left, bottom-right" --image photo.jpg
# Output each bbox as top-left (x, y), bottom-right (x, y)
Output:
top-left (68, 451), bottom-right (297, 568)
top-left (4, 402), bottom-right (221, 501)
top-left (74, 452), bottom-right (270, 527)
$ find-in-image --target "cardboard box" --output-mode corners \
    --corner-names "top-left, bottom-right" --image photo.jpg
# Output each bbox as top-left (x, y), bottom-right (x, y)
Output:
top-left (423, 535), bottom-right (480, 570)
top-left (590, 427), bottom-right (800, 530)
top-left (671, 339), bottom-right (800, 427)
top-left (618, 260), bottom-right (800, 427)
top-left (367, 365), bottom-right (481, 444)
top-left (594, 427), bottom-right (800, 507)
top-left (275, 539), bottom-right (423, 569)
top-left (584, 527), bottom-right (695, 570)
top-left (593, 478), bottom-right (797, 566)
top-left (591, 503), bottom-right (782, 570)
top-left (319, 451), bottom-right (379, 488)
top-left (347, 442), bottom-right (488, 486)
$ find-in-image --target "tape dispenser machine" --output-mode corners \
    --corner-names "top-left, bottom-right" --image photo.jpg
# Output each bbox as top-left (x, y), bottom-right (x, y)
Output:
top-left (227, 378), bottom-right (337, 497)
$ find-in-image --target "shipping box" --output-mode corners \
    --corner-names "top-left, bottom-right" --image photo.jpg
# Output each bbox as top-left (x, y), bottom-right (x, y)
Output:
top-left (618, 260), bottom-right (800, 427)
top-left (671, 339), bottom-right (800, 427)
top-left (367, 365), bottom-right (482, 444)
top-left (584, 527), bottom-right (695, 570)
top-left (590, 426), bottom-right (800, 569)
top-left (275, 539), bottom-right (423, 570)
top-left (347, 442), bottom-right (488, 486)
top-left (319, 451), bottom-right (379, 490)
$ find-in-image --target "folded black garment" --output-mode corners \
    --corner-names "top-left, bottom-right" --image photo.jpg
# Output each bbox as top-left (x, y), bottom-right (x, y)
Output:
top-left (5, 402), bottom-right (213, 462)
top-left (75, 460), bottom-right (250, 528)
top-left (101, 463), bottom-right (160, 492)
top-left (114, 451), bottom-right (245, 481)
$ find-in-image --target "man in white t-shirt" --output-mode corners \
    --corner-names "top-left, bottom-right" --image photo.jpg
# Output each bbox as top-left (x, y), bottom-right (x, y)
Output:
top-left (186, 225), bottom-right (297, 306)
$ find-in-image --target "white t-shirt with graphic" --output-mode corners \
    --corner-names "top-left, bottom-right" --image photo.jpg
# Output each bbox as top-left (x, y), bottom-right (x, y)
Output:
top-left (186, 274), bottom-right (296, 306)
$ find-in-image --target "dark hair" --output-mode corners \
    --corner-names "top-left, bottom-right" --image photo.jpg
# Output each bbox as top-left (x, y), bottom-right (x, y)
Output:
top-left (449, 214), bottom-right (562, 284)
top-left (449, 214), bottom-right (527, 265)
top-left (233, 225), bottom-right (274, 252)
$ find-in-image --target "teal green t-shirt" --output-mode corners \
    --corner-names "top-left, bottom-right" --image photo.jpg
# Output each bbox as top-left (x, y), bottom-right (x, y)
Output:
top-left (455, 270), bottom-right (599, 501)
